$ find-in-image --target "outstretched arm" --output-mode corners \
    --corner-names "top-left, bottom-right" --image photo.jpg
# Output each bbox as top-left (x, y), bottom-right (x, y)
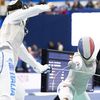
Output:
top-left (68, 52), bottom-right (82, 70)
top-left (16, 43), bottom-right (51, 73)
top-left (6, 4), bottom-right (51, 24)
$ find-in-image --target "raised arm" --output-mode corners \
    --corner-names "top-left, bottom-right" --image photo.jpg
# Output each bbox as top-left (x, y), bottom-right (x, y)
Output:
top-left (6, 4), bottom-right (51, 24)
top-left (68, 52), bottom-right (82, 70)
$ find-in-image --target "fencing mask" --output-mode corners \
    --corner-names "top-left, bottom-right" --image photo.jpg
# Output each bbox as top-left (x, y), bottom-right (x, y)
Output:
top-left (78, 37), bottom-right (95, 60)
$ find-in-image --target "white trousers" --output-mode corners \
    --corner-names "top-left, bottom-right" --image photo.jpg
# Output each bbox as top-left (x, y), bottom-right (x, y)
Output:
top-left (0, 48), bottom-right (16, 100)
top-left (0, 43), bottom-right (25, 100)
top-left (57, 81), bottom-right (90, 100)
top-left (15, 77), bottom-right (25, 100)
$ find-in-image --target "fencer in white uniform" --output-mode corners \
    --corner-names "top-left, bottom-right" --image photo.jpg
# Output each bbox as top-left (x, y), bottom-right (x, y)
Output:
top-left (0, 0), bottom-right (52, 100)
top-left (57, 37), bottom-right (96, 100)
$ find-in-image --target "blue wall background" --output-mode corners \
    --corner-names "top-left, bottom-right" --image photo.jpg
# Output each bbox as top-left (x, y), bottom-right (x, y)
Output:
top-left (25, 13), bottom-right (77, 52)
top-left (24, 9), bottom-right (100, 52)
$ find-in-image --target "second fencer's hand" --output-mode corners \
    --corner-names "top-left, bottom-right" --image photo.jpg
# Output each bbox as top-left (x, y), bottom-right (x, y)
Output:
top-left (68, 61), bottom-right (81, 70)
top-left (68, 61), bottom-right (76, 69)
top-left (42, 64), bottom-right (52, 74)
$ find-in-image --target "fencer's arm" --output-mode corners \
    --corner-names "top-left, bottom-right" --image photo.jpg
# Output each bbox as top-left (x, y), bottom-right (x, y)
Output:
top-left (6, 4), bottom-right (51, 23)
top-left (16, 44), bottom-right (49, 73)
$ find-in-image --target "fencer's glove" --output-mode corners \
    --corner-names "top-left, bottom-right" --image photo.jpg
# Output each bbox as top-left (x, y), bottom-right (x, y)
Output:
top-left (68, 61), bottom-right (81, 70)
top-left (68, 61), bottom-right (76, 69)
top-left (41, 64), bottom-right (52, 74)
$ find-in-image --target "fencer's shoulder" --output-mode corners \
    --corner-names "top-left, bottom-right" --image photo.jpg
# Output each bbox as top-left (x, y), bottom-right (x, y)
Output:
top-left (86, 57), bottom-right (96, 64)
top-left (4, 9), bottom-right (23, 24)
top-left (3, 15), bottom-right (13, 24)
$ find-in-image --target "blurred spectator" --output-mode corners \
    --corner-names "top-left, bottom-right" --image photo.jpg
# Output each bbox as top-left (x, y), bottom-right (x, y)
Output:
top-left (57, 42), bottom-right (64, 51)
top-left (0, 0), bottom-right (5, 5)
top-left (48, 41), bottom-right (56, 50)
top-left (57, 6), bottom-right (67, 15)
top-left (28, 44), bottom-right (41, 60)
top-left (27, 44), bottom-right (42, 73)
top-left (51, 6), bottom-right (61, 15)
top-left (65, 0), bottom-right (72, 11)
top-left (31, 44), bottom-right (38, 55)
top-left (94, 1), bottom-right (100, 9)
top-left (53, 0), bottom-right (71, 15)
top-left (72, 0), bottom-right (83, 10)
top-left (85, 0), bottom-right (94, 8)
top-left (27, 46), bottom-right (34, 55)
top-left (47, 2), bottom-right (69, 15)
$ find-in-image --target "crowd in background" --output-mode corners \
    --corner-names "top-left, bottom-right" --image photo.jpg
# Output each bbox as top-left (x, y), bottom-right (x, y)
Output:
top-left (24, 0), bottom-right (100, 15)
top-left (1, 0), bottom-right (100, 15)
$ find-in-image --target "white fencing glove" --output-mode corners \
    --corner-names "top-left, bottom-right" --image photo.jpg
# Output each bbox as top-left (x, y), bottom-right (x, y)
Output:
top-left (33, 64), bottom-right (52, 74)
top-left (41, 64), bottom-right (52, 74)
top-left (68, 61), bottom-right (76, 69)
top-left (68, 61), bottom-right (81, 70)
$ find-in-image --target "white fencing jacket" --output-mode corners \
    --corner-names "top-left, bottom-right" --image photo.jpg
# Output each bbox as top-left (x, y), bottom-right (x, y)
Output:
top-left (0, 5), bottom-right (50, 73)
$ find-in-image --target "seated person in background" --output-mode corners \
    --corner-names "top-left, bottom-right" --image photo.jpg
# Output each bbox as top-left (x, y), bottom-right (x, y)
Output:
top-left (65, 0), bottom-right (71, 10)
top-left (57, 37), bottom-right (96, 100)
top-left (85, 0), bottom-right (94, 8)
top-left (48, 41), bottom-right (56, 50)
top-left (27, 44), bottom-right (42, 72)
top-left (72, 0), bottom-right (83, 10)
top-left (57, 42), bottom-right (64, 51)
top-left (94, 1), bottom-right (100, 9)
